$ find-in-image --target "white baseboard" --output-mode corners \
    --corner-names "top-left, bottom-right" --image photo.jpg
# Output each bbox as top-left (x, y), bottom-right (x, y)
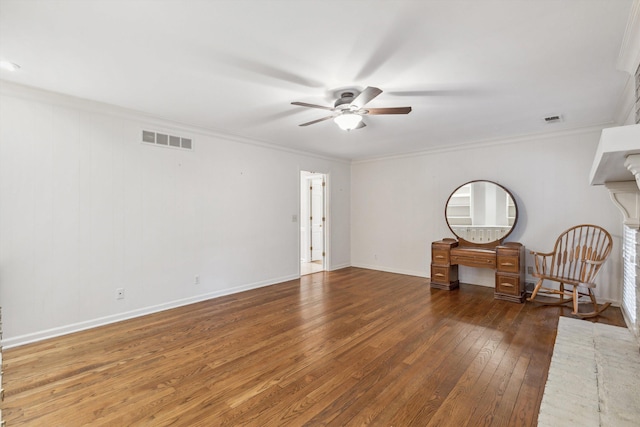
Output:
top-left (3, 274), bottom-right (298, 349)
top-left (350, 263), bottom-right (427, 278)
top-left (328, 262), bottom-right (351, 271)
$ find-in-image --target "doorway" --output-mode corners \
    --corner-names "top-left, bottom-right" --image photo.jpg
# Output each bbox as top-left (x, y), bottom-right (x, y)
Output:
top-left (300, 171), bottom-right (326, 275)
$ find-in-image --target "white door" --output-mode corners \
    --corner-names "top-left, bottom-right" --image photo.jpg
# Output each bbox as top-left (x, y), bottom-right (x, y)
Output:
top-left (310, 177), bottom-right (324, 262)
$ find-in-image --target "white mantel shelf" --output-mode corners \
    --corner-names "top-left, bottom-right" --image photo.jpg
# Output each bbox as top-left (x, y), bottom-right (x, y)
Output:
top-left (590, 124), bottom-right (640, 229)
top-left (589, 124), bottom-right (640, 185)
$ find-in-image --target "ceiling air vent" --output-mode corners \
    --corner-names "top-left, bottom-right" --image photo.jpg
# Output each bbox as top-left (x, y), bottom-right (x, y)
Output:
top-left (542, 114), bottom-right (563, 124)
top-left (142, 129), bottom-right (193, 151)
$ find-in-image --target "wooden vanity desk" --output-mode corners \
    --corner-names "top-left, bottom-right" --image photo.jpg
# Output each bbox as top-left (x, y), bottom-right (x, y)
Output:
top-left (431, 180), bottom-right (526, 303)
top-left (430, 239), bottom-right (525, 302)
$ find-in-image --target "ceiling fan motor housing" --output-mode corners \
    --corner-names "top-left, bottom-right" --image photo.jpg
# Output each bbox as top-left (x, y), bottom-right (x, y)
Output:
top-left (334, 92), bottom-right (356, 109)
top-left (292, 86), bottom-right (410, 127)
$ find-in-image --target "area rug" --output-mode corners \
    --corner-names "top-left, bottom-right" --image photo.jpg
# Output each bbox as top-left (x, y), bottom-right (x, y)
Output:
top-left (538, 316), bottom-right (640, 426)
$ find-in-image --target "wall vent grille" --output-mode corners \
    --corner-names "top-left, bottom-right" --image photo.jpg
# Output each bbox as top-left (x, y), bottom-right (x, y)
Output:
top-left (543, 114), bottom-right (563, 123)
top-left (142, 130), bottom-right (193, 150)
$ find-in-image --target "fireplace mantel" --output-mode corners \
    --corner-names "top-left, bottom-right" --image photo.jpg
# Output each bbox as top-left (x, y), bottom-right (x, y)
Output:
top-left (590, 124), bottom-right (640, 227)
top-left (591, 123), bottom-right (640, 346)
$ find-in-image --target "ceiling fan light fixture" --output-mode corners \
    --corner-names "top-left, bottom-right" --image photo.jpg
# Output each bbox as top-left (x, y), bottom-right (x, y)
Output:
top-left (0, 60), bottom-right (21, 72)
top-left (334, 113), bottom-right (362, 131)
top-left (293, 86), bottom-right (410, 128)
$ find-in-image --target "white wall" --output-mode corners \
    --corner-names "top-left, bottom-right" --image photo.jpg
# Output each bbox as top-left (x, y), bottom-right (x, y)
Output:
top-left (0, 83), bottom-right (629, 349)
top-left (0, 83), bottom-right (351, 347)
top-left (351, 129), bottom-right (624, 303)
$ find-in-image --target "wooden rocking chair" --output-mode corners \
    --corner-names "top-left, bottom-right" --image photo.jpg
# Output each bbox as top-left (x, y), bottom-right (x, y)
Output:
top-left (527, 224), bottom-right (612, 318)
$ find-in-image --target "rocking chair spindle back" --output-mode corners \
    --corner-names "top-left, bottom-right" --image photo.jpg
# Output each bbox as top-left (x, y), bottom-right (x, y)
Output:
top-left (528, 224), bottom-right (612, 318)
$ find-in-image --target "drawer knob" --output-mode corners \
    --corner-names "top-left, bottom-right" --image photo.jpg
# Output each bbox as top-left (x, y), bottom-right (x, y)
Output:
top-left (435, 273), bottom-right (445, 277)
top-left (501, 262), bottom-right (515, 267)
top-left (500, 282), bottom-right (514, 288)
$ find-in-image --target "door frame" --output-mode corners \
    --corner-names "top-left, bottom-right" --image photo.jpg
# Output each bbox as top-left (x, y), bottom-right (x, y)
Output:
top-left (299, 170), bottom-right (329, 275)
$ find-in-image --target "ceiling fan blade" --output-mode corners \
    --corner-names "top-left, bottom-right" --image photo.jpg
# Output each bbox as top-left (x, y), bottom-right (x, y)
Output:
top-left (299, 115), bottom-right (335, 127)
top-left (291, 101), bottom-right (335, 111)
top-left (350, 86), bottom-right (382, 109)
top-left (365, 107), bottom-right (412, 115)
top-left (217, 53), bottom-right (324, 88)
top-left (387, 88), bottom-right (484, 97)
top-left (354, 13), bottom-right (423, 81)
top-left (387, 90), bottom-right (449, 97)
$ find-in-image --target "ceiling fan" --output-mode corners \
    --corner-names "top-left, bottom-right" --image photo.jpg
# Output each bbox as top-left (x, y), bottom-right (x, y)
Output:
top-left (291, 86), bottom-right (412, 131)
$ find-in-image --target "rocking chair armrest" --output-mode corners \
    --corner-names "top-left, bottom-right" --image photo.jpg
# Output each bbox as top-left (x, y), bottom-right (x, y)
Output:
top-left (530, 250), bottom-right (554, 275)
top-left (529, 250), bottom-right (554, 257)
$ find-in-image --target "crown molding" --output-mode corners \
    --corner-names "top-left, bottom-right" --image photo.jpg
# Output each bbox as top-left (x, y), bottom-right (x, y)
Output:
top-left (352, 123), bottom-right (613, 165)
top-left (0, 80), bottom-right (349, 165)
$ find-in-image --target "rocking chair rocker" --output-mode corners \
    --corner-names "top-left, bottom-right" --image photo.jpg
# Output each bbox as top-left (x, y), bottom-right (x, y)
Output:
top-left (527, 224), bottom-right (613, 318)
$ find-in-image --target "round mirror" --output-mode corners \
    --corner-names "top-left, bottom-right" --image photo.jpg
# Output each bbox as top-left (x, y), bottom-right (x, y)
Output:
top-left (445, 180), bottom-right (517, 245)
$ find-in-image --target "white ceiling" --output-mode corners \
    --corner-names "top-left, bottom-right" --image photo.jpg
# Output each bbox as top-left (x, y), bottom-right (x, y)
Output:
top-left (0, 0), bottom-right (634, 160)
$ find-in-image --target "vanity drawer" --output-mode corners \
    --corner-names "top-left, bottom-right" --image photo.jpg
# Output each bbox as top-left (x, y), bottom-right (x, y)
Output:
top-left (497, 255), bottom-right (519, 273)
top-left (450, 253), bottom-right (496, 269)
top-left (432, 249), bottom-right (450, 264)
top-left (495, 274), bottom-right (520, 296)
top-left (431, 265), bottom-right (451, 283)
top-left (431, 264), bottom-right (458, 284)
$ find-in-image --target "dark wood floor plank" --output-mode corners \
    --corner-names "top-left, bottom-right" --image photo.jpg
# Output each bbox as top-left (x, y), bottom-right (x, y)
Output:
top-left (384, 289), bottom-right (503, 425)
top-left (2, 268), bottom-right (626, 426)
top-left (460, 304), bottom-right (532, 426)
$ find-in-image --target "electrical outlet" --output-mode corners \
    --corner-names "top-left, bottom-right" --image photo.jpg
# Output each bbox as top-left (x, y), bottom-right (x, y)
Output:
top-left (527, 266), bottom-right (533, 275)
top-left (194, 275), bottom-right (200, 285)
top-left (116, 288), bottom-right (125, 300)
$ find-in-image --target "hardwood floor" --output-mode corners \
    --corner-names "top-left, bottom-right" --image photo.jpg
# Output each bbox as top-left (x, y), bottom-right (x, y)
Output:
top-left (2, 268), bottom-right (626, 426)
